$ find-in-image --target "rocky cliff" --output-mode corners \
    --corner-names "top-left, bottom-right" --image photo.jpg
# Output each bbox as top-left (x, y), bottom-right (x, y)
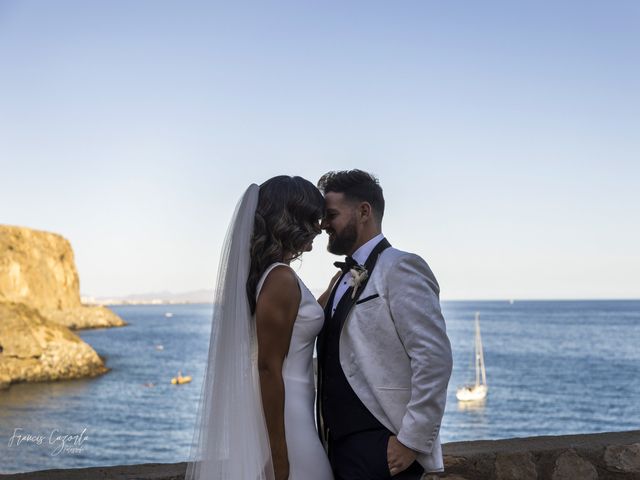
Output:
top-left (0, 302), bottom-right (108, 390)
top-left (0, 225), bottom-right (125, 329)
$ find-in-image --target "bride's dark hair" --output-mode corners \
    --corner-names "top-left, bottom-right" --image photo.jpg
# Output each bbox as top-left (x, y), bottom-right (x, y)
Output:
top-left (246, 176), bottom-right (324, 314)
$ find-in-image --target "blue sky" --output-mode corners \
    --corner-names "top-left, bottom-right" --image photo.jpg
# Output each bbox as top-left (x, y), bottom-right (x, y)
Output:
top-left (1, 1), bottom-right (638, 299)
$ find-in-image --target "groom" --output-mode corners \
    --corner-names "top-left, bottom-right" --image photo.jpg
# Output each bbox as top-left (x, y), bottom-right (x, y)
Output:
top-left (316, 170), bottom-right (453, 480)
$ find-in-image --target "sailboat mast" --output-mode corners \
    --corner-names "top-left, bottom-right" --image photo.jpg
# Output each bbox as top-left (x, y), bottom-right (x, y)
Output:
top-left (457, 311), bottom-right (489, 402)
top-left (475, 312), bottom-right (487, 386)
top-left (473, 312), bottom-right (479, 386)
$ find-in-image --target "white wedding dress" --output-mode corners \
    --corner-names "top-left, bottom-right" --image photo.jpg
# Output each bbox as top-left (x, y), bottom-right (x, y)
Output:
top-left (185, 185), bottom-right (332, 480)
top-left (256, 263), bottom-right (334, 480)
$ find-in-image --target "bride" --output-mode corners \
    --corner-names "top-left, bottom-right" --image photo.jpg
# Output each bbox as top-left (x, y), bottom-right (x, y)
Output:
top-left (185, 176), bottom-right (334, 480)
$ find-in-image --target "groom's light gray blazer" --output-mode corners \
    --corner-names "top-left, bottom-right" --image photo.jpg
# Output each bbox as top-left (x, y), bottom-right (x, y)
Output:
top-left (338, 246), bottom-right (453, 472)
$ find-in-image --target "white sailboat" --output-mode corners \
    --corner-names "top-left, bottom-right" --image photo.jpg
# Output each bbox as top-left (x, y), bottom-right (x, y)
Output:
top-left (456, 312), bottom-right (488, 402)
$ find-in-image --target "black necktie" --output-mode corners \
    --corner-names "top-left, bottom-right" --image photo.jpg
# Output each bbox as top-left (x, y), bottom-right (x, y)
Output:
top-left (333, 256), bottom-right (358, 273)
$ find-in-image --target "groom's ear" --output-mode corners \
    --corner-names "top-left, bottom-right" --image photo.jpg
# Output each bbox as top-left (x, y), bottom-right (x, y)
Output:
top-left (357, 202), bottom-right (373, 223)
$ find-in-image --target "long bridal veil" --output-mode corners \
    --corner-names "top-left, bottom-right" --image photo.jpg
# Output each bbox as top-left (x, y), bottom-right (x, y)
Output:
top-left (185, 184), bottom-right (275, 480)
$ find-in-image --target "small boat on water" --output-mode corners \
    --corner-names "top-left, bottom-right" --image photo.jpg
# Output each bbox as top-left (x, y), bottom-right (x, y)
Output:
top-left (165, 312), bottom-right (174, 318)
top-left (456, 312), bottom-right (488, 402)
top-left (171, 371), bottom-right (192, 385)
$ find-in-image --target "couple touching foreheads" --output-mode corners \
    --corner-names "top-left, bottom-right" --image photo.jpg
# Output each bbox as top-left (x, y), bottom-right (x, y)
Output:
top-left (186, 170), bottom-right (453, 480)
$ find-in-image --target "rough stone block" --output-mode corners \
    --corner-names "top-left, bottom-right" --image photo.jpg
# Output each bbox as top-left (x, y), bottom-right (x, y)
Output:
top-left (495, 451), bottom-right (537, 480)
top-left (552, 449), bottom-right (598, 480)
top-left (604, 443), bottom-right (640, 474)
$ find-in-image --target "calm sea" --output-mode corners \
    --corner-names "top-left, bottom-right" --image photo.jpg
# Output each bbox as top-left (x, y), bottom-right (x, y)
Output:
top-left (1, 300), bottom-right (639, 474)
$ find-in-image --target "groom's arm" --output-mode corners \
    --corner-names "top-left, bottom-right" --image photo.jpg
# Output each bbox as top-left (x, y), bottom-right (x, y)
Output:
top-left (317, 270), bottom-right (342, 309)
top-left (386, 253), bottom-right (453, 455)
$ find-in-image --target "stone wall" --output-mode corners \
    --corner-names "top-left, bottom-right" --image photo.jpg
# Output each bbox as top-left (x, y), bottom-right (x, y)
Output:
top-left (1, 430), bottom-right (638, 479)
top-left (436, 430), bottom-right (640, 480)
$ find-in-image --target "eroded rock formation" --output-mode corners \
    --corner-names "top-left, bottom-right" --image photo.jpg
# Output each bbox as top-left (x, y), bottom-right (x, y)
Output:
top-left (0, 225), bottom-right (125, 329)
top-left (0, 302), bottom-right (108, 390)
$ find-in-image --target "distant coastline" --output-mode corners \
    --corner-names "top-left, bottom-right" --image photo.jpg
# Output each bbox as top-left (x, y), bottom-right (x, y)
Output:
top-left (85, 299), bottom-right (214, 306)
top-left (81, 289), bottom-right (214, 306)
top-left (81, 293), bottom-right (640, 306)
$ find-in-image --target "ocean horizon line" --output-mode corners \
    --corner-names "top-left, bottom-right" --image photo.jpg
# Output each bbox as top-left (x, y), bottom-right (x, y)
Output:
top-left (84, 297), bottom-right (640, 307)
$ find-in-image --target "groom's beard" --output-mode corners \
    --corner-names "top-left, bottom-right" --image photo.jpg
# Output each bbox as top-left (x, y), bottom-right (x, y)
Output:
top-left (327, 218), bottom-right (358, 255)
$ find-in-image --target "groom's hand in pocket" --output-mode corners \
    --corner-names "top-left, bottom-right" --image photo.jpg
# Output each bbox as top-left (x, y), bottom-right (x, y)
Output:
top-left (387, 435), bottom-right (417, 476)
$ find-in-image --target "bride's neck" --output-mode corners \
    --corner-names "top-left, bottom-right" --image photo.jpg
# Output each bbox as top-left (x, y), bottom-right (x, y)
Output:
top-left (282, 252), bottom-right (296, 264)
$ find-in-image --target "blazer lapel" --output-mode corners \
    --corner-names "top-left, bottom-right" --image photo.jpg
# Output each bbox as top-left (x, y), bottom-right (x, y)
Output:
top-left (333, 238), bottom-right (391, 332)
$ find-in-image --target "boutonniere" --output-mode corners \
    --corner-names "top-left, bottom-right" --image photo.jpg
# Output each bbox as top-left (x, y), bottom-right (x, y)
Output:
top-left (348, 265), bottom-right (369, 299)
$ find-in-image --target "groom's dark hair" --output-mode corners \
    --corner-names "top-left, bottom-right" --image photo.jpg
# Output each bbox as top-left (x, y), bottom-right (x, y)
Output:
top-left (317, 169), bottom-right (385, 222)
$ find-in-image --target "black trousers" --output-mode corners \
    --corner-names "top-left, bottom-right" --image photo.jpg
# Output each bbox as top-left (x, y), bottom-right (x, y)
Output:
top-left (328, 428), bottom-right (424, 480)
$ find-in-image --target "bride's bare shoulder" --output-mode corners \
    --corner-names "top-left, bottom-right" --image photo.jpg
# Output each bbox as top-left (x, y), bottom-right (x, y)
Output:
top-left (257, 265), bottom-right (301, 313)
